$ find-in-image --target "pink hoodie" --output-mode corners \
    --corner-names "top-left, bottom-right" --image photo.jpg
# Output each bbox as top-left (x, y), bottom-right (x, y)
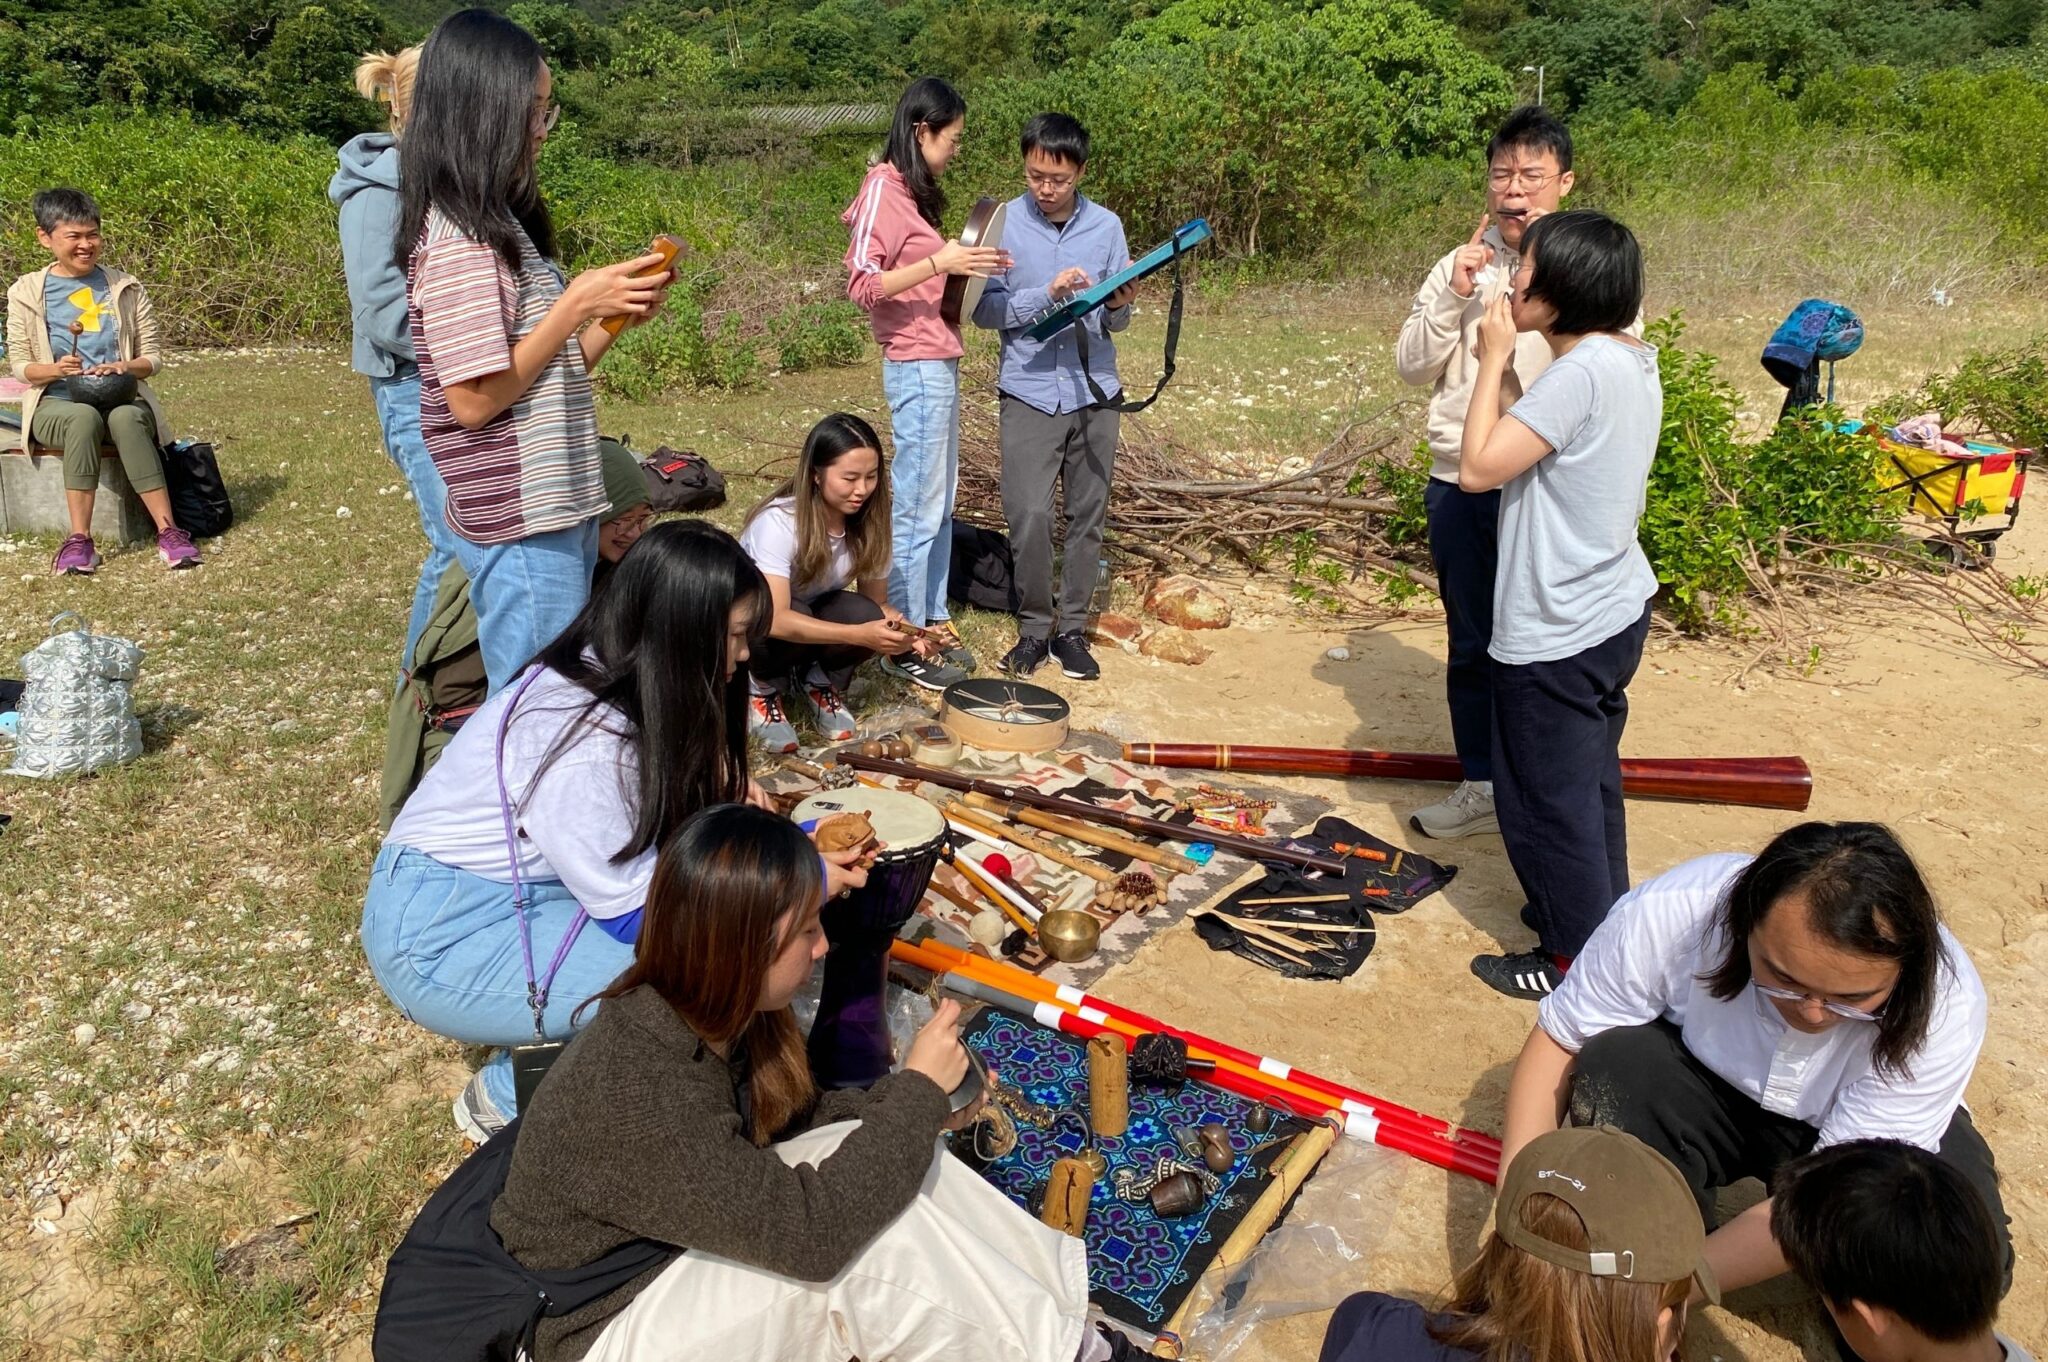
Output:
top-left (842, 162), bottom-right (962, 362)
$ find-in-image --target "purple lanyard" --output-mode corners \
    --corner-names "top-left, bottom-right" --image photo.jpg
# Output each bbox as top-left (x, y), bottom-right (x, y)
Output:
top-left (496, 669), bottom-right (590, 1042)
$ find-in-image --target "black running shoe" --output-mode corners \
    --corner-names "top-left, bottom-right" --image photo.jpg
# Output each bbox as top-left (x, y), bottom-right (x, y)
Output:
top-left (1051, 630), bottom-right (1099, 680)
top-left (1471, 948), bottom-right (1563, 1000)
top-left (1001, 634), bottom-right (1051, 677)
top-left (880, 651), bottom-right (970, 692)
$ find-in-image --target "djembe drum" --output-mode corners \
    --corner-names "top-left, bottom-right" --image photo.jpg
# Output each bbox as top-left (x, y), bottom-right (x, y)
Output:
top-left (794, 787), bottom-right (950, 1089)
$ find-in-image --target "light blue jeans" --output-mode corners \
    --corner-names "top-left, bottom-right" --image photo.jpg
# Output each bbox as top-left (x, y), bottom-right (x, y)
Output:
top-left (451, 518), bottom-right (599, 696)
top-left (362, 842), bottom-right (634, 1116)
top-left (369, 368), bottom-right (458, 676)
top-left (882, 358), bottom-right (961, 626)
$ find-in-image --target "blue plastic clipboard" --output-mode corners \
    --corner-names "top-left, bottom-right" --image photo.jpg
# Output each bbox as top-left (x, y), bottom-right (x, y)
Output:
top-left (1023, 218), bottom-right (1213, 342)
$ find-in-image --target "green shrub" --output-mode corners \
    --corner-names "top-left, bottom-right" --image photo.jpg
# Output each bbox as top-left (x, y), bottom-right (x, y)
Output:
top-left (1641, 313), bottom-right (1898, 632)
top-left (771, 299), bottom-right (867, 373)
top-left (1866, 334), bottom-right (2048, 451)
top-left (0, 113), bottom-right (347, 345)
top-left (595, 288), bottom-right (764, 399)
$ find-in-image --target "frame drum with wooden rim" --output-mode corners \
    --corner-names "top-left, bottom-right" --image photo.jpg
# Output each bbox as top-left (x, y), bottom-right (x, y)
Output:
top-left (940, 678), bottom-right (1071, 754)
top-left (940, 196), bottom-right (1008, 327)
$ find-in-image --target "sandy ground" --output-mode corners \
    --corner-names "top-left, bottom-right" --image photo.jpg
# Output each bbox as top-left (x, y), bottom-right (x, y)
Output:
top-left (1060, 534), bottom-right (2048, 1359)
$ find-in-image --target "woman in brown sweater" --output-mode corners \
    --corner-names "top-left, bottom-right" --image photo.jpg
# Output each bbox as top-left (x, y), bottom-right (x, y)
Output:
top-left (493, 804), bottom-right (1163, 1362)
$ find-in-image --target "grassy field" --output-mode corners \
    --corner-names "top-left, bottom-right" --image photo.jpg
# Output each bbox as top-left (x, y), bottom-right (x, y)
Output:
top-left (1, 277), bottom-right (2044, 1359)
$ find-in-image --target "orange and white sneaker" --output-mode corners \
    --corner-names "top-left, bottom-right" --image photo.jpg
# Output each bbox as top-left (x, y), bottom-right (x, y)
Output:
top-left (803, 681), bottom-right (858, 743)
top-left (748, 692), bottom-right (799, 754)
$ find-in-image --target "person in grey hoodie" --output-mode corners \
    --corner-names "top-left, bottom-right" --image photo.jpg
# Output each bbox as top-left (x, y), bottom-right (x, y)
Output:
top-left (331, 46), bottom-right (454, 676)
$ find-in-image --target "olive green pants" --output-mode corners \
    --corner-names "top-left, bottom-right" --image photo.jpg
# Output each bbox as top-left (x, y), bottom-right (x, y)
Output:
top-left (31, 398), bottom-right (164, 494)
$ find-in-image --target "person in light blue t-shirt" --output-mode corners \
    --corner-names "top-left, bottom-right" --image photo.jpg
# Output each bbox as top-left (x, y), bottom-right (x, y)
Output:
top-left (1456, 210), bottom-right (1660, 1001)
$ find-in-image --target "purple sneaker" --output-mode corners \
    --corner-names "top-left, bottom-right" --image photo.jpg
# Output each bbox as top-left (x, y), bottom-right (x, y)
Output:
top-left (157, 526), bottom-right (202, 569)
top-left (52, 534), bottom-right (100, 576)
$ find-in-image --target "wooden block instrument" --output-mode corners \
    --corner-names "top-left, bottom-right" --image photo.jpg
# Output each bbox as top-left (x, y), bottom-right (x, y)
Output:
top-left (598, 234), bottom-right (687, 336)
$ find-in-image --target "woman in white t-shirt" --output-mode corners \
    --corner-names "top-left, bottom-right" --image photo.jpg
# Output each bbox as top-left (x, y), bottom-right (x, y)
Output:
top-left (1499, 821), bottom-right (2011, 1306)
top-left (361, 520), bottom-right (869, 1141)
top-left (1457, 209), bottom-right (1660, 1001)
top-left (738, 412), bottom-right (937, 752)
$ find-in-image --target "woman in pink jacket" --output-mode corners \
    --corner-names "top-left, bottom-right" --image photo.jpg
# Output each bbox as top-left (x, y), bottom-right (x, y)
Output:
top-left (842, 76), bottom-right (1006, 690)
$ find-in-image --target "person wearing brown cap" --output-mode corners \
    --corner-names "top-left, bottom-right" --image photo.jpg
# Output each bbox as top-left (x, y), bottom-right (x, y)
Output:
top-left (1320, 1126), bottom-right (1711, 1362)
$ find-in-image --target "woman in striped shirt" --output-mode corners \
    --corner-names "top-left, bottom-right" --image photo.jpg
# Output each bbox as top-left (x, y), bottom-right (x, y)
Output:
top-left (396, 8), bottom-right (674, 697)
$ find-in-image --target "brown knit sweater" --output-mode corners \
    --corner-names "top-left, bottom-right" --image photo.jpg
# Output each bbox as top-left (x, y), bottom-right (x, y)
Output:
top-left (490, 984), bottom-right (951, 1361)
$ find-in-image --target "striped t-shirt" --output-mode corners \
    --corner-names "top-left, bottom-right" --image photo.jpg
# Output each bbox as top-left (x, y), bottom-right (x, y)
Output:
top-left (408, 209), bottom-right (605, 545)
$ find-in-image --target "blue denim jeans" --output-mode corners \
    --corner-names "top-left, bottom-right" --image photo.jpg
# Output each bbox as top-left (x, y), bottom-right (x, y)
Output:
top-left (881, 358), bottom-right (961, 626)
top-left (362, 842), bottom-right (634, 1115)
top-left (369, 368), bottom-right (458, 675)
top-left (448, 518), bottom-right (599, 696)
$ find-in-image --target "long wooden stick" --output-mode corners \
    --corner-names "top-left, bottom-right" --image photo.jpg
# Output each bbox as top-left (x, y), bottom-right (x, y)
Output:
top-left (963, 792), bottom-right (1198, 873)
top-left (941, 800), bottom-right (1118, 883)
top-left (1124, 742), bottom-right (1814, 813)
top-left (1189, 907), bottom-right (1317, 962)
top-left (833, 752), bottom-right (1346, 875)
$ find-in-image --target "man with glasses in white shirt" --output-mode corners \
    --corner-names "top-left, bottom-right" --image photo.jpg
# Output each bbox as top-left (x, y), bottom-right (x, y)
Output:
top-left (1396, 106), bottom-right (1579, 846)
top-left (1496, 822), bottom-right (2012, 1307)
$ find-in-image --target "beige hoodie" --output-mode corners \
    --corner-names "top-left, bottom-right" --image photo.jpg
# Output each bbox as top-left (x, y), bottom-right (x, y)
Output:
top-left (1395, 223), bottom-right (1553, 485)
top-left (5, 264), bottom-right (173, 452)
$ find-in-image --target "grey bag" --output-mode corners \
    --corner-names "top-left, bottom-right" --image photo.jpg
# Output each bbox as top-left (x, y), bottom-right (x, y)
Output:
top-left (6, 612), bottom-right (144, 778)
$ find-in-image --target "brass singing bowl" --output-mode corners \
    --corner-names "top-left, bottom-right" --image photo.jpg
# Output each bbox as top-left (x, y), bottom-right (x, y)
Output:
top-left (1036, 908), bottom-right (1101, 963)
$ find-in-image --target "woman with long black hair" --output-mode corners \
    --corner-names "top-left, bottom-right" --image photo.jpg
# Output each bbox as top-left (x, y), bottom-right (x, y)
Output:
top-left (397, 7), bottom-right (673, 696)
top-left (361, 521), bottom-right (867, 1140)
top-left (842, 76), bottom-right (1007, 691)
top-left (1498, 821), bottom-right (2011, 1304)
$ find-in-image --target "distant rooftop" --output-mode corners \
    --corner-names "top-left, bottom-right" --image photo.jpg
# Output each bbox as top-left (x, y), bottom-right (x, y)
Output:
top-left (744, 102), bottom-right (890, 134)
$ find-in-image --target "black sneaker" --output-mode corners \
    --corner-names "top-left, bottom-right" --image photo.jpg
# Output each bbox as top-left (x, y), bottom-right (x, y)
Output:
top-left (1051, 630), bottom-right (1099, 680)
top-left (880, 651), bottom-right (970, 692)
top-left (1000, 634), bottom-right (1051, 677)
top-left (1471, 948), bottom-right (1563, 1000)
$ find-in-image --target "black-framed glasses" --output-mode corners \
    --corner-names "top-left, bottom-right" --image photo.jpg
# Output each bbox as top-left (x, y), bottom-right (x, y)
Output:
top-left (1488, 167), bottom-right (1555, 190)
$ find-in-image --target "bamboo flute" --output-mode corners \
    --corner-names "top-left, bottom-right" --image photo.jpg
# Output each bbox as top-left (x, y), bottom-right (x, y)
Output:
top-left (1124, 742), bottom-right (1813, 812)
top-left (962, 792), bottom-right (1197, 873)
top-left (833, 752), bottom-right (1347, 874)
top-left (941, 800), bottom-right (1120, 883)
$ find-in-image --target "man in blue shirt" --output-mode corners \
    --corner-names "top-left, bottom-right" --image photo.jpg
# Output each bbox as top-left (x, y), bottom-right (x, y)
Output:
top-left (972, 113), bottom-right (1134, 681)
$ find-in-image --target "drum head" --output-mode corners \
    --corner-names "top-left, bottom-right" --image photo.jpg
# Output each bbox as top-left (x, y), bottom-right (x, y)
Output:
top-left (793, 787), bottom-right (946, 857)
top-left (943, 197), bottom-right (1009, 326)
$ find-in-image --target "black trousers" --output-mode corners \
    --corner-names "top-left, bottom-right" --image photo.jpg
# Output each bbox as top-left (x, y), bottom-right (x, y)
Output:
top-left (1423, 479), bottom-right (1500, 782)
top-left (1573, 1021), bottom-right (2013, 1293)
top-left (1492, 605), bottom-right (1651, 959)
top-left (747, 590), bottom-right (882, 693)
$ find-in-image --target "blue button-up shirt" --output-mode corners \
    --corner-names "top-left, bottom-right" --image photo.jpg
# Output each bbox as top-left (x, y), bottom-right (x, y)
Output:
top-left (972, 193), bottom-right (1133, 416)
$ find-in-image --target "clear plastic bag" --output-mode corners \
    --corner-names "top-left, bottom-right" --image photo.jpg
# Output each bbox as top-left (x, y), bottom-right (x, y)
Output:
top-left (1178, 1136), bottom-right (1409, 1361)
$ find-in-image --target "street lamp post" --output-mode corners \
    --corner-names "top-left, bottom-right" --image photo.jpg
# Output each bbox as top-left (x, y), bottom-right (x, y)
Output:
top-left (1522, 64), bottom-right (1545, 105)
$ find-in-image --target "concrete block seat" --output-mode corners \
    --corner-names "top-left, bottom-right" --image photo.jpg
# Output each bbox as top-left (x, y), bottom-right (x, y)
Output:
top-left (0, 379), bottom-right (154, 545)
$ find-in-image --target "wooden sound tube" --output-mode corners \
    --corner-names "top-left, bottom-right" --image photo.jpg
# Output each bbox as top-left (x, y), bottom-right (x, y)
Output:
top-left (1122, 743), bottom-right (1813, 812)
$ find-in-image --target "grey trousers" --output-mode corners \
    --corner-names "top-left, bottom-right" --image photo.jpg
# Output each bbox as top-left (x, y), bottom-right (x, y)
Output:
top-left (998, 394), bottom-right (1119, 637)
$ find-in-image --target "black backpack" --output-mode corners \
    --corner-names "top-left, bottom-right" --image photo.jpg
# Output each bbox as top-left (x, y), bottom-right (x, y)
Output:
top-left (372, 1118), bottom-right (676, 1362)
top-left (614, 437), bottom-right (726, 513)
top-left (159, 439), bottom-right (234, 538)
top-left (948, 522), bottom-right (1019, 614)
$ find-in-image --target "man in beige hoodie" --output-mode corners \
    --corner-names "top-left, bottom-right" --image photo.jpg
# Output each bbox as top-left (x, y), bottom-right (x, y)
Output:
top-left (1395, 108), bottom-right (1575, 841)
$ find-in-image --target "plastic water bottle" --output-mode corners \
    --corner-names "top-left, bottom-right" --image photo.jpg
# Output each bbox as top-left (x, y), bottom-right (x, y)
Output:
top-left (1088, 557), bottom-right (1115, 621)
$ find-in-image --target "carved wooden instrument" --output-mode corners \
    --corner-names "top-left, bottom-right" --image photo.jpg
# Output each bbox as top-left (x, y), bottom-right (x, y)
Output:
top-left (1123, 743), bottom-right (1813, 812)
top-left (940, 196), bottom-right (1007, 327)
top-left (598, 233), bottom-right (687, 337)
top-left (832, 752), bottom-right (1347, 874)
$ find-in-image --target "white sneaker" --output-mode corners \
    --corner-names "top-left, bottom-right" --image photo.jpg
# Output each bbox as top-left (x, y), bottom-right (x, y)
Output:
top-left (452, 1070), bottom-right (509, 1144)
top-left (1409, 780), bottom-right (1498, 839)
top-left (802, 681), bottom-right (858, 743)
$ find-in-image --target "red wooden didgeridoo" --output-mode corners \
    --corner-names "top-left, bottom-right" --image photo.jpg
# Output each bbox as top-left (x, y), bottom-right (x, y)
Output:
top-left (1124, 743), bottom-right (1812, 812)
